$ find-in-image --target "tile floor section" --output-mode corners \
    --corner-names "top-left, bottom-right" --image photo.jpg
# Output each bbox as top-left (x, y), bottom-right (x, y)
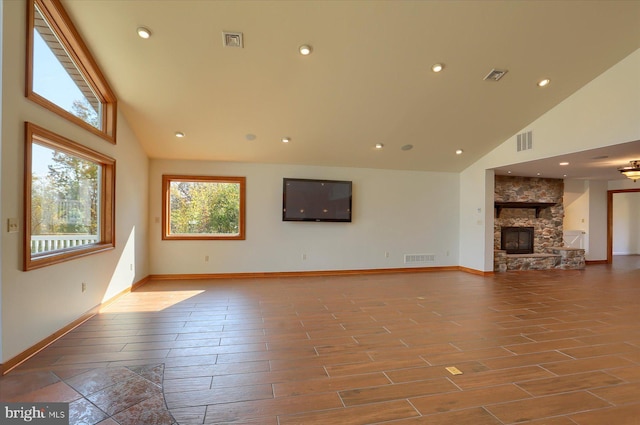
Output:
top-left (1, 364), bottom-right (175, 425)
top-left (1, 256), bottom-right (639, 424)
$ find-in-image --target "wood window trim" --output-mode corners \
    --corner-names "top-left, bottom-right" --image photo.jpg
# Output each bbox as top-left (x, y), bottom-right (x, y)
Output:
top-left (26, 0), bottom-right (118, 144)
top-left (162, 175), bottom-right (246, 241)
top-left (24, 122), bottom-right (116, 271)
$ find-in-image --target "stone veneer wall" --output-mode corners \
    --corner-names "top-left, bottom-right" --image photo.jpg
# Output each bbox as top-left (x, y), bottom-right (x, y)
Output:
top-left (494, 176), bottom-right (564, 253)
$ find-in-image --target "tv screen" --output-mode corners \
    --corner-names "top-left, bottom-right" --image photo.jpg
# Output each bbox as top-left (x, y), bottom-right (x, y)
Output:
top-left (283, 178), bottom-right (352, 222)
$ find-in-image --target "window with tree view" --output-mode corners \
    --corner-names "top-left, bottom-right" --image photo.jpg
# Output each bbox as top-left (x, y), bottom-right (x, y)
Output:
top-left (163, 175), bottom-right (246, 240)
top-left (27, 0), bottom-right (117, 143)
top-left (32, 7), bottom-right (101, 128)
top-left (25, 123), bottom-right (115, 271)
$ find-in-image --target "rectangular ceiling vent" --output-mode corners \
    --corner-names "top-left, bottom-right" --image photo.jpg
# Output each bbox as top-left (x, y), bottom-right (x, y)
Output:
top-left (222, 31), bottom-right (244, 48)
top-left (404, 254), bottom-right (435, 264)
top-left (517, 131), bottom-right (533, 152)
top-left (483, 69), bottom-right (508, 82)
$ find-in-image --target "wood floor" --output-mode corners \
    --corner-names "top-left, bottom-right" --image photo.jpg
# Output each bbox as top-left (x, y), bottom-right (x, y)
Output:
top-left (1, 256), bottom-right (639, 424)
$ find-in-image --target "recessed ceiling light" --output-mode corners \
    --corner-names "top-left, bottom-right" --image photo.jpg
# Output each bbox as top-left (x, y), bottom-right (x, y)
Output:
top-left (299, 45), bottom-right (313, 55)
top-left (559, 161), bottom-right (569, 166)
top-left (431, 63), bottom-right (444, 73)
top-left (401, 144), bottom-right (413, 151)
top-left (245, 134), bottom-right (256, 141)
top-left (137, 27), bottom-right (152, 39)
top-left (175, 131), bottom-right (185, 138)
top-left (507, 171), bottom-right (512, 174)
top-left (375, 143), bottom-right (384, 149)
top-left (281, 137), bottom-right (291, 143)
top-left (536, 172), bottom-right (542, 176)
top-left (455, 149), bottom-right (463, 155)
top-left (537, 78), bottom-right (551, 87)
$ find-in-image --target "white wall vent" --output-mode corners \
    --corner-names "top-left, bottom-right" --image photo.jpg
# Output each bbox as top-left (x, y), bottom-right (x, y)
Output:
top-left (222, 31), bottom-right (244, 48)
top-left (404, 254), bottom-right (435, 263)
top-left (517, 131), bottom-right (533, 152)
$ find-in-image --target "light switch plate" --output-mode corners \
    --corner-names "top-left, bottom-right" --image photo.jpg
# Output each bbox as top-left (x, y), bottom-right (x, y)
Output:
top-left (8, 218), bottom-right (19, 233)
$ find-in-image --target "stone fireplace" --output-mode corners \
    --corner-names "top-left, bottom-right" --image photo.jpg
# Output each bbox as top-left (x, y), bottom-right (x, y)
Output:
top-left (494, 176), bottom-right (564, 253)
top-left (493, 176), bottom-right (584, 271)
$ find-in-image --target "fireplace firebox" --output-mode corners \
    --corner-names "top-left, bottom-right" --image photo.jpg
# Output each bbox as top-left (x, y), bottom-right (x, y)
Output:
top-left (501, 226), bottom-right (534, 254)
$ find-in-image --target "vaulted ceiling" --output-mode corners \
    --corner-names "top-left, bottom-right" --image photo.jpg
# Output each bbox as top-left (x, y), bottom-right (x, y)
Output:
top-left (63, 0), bottom-right (640, 177)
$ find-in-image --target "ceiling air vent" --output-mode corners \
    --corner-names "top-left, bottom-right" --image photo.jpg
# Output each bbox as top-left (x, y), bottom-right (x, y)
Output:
top-left (483, 69), bottom-right (508, 82)
top-left (222, 31), bottom-right (243, 48)
top-left (517, 131), bottom-right (533, 152)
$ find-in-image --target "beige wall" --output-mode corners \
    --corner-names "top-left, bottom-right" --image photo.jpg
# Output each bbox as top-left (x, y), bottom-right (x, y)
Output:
top-left (612, 192), bottom-right (640, 255)
top-left (1, 0), bottom-right (149, 363)
top-left (149, 159), bottom-right (460, 275)
top-left (563, 180), bottom-right (590, 233)
top-left (563, 180), bottom-right (609, 261)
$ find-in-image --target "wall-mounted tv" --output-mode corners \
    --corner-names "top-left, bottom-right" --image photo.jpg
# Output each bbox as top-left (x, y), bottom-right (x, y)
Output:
top-left (282, 178), bottom-right (352, 222)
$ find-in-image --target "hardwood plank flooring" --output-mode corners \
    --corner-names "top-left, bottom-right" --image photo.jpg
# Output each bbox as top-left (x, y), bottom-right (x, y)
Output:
top-left (1, 255), bottom-right (639, 424)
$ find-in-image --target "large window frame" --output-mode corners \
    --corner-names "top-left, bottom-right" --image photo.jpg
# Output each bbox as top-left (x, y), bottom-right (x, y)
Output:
top-left (162, 175), bottom-right (246, 241)
top-left (26, 0), bottom-right (117, 144)
top-left (24, 122), bottom-right (116, 271)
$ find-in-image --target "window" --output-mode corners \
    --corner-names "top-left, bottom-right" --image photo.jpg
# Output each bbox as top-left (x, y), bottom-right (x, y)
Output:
top-left (162, 175), bottom-right (246, 240)
top-left (24, 122), bottom-right (115, 271)
top-left (26, 0), bottom-right (117, 143)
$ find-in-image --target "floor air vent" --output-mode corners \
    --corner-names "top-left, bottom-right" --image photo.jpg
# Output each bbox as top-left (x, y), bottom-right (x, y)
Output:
top-left (517, 131), bottom-right (533, 152)
top-left (404, 254), bottom-right (435, 264)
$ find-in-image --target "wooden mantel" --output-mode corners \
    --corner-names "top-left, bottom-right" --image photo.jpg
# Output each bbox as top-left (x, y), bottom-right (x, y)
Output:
top-left (494, 201), bottom-right (557, 218)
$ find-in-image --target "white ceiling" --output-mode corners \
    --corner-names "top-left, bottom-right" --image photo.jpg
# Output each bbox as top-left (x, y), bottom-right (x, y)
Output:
top-left (63, 0), bottom-right (640, 179)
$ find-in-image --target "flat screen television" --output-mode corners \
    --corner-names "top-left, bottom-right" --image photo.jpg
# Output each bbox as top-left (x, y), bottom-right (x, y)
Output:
top-left (282, 178), bottom-right (352, 222)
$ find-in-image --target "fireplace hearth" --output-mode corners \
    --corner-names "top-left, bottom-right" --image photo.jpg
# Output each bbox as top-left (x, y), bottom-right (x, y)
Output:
top-left (501, 226), bottom-right (534, 254)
